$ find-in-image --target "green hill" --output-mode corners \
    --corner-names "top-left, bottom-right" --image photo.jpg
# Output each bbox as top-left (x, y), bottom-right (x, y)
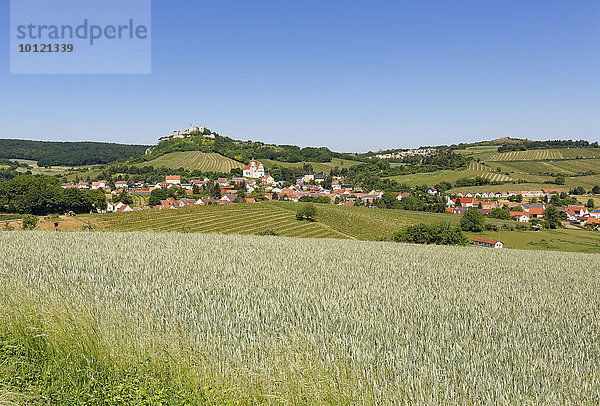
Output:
top-left (0, 139), bottom-right (148, 166)
top-left (138, 151), bottom-right (243, 173)
top-left (384, 145), bottom-right (600, 191)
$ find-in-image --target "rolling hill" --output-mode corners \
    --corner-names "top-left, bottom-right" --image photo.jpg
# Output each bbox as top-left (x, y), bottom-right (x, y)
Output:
top-left (91, 202), bottom-right (349, 239)
top-left (385, 144), bottom-right (600, 191)
top-left (87, 201), bottom-right (600, 253)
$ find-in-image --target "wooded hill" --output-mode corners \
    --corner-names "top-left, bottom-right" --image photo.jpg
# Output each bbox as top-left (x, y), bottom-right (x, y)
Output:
top-left (0, 139), bottom-right (149, 167)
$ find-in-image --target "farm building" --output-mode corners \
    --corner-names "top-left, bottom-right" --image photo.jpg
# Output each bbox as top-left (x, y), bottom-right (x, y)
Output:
top-left (472, 237), bottom-right (503, 249)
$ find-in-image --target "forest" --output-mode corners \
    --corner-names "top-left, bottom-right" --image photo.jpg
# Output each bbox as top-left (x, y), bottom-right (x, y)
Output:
top-left (0, 139), bottom-right (148, 166)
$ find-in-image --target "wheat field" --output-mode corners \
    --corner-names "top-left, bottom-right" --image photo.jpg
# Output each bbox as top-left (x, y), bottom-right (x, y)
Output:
top-left (1, 231), bottom-right (599, 404)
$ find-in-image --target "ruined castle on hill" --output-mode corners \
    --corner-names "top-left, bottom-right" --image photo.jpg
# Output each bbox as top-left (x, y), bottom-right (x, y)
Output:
top-left (158, 124), bottom-right (216, 143)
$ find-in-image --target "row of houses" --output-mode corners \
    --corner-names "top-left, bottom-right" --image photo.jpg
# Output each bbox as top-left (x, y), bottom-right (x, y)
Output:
top-left (447, 198), bottom-right (600, 226)
top-left (453, 189), bottom-right (562, 199)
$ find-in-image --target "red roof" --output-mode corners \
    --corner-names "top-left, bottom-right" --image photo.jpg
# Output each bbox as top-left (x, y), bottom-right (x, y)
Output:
top-left (528, 207), bottom-right (544, 215)
top-left (472, 237), bottom-right (499, 244)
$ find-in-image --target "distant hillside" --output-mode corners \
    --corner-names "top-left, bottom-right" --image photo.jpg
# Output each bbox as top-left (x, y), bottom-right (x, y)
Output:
top-left (0, 139), bottom-right (149, 167)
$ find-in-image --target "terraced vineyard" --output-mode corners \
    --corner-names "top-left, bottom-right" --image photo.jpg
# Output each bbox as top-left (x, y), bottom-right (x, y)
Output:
top-left (488, 149), bottom-right (564, 161)
top-left (491, 158), bottom-right (600, 176)
top-left (467, 162), bottom-right (514, 181)
top-left (487, 147), bottom-right (600, 162)
top-left (92, 203), bottom-right (348, 239)
top-left (138, 151), bottom-right (243, 173)
top-left (271, 201), bottom-right (460, 240)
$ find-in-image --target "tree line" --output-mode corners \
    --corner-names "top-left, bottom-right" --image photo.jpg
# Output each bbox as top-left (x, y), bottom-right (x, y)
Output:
top-left (0, 175), bottom-right (107, 215)
top-left (498, 140), bottom-right (597, 152)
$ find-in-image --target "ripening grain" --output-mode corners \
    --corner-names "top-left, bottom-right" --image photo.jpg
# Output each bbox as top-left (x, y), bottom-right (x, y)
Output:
top-left (0, 231), bottom-right (599, 404)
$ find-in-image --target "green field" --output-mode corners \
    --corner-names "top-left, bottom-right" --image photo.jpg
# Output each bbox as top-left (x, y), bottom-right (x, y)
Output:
top-left (0, 214), bottom-right (22, 221)
top-left (261, 157), bottom-right (361, 174)
top-left (447, 174), bottom-right (600, 193)
top-left (386, 147), bottom-right (600, 190)
top-left (1, 232), bottom-right (598, 403)
top-left (0, 158), bottom-right (76, 176)
top-left (92, 202), bottom-right (348, 239)
top-left (138, 151), bottom-right (243, 173)
top-left (467, 228), bottom-right (600, 254)
top-left (386, 166), bottom-right (513, 186)
top-left (386, 170), bottom-right (476, 186)
top-left (485, 158), bottom-right (600, 177)
top-left (90, 201), bottom-right (600, 253)
top-left (271, 201), bottom-right (460, 240)
top-left (486, 147), bottom-right (600, 162)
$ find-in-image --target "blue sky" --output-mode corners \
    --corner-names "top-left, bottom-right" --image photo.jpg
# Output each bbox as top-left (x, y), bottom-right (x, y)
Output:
top-left (1, 0), bottom-right (598, 151)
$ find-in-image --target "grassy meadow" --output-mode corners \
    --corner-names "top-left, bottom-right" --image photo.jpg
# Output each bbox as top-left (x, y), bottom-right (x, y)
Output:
top-left (0, 232), bottom-right (598, 404)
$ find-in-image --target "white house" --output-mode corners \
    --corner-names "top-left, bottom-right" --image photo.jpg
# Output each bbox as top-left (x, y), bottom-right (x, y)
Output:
top-left (261, 175), bottom-right (276, 185)
top-left (472, 237), bottom-right (503, 248)
top-left (91, 180), bottom-right (108, 190)
top-left (220, 193), bottom-right (238, 203)
top-left (165, 175), bottom-right (181, 185)
top-left (243, 160), bottom-right (265, 178)
top-left (106, 201), bottom-right (133, 213)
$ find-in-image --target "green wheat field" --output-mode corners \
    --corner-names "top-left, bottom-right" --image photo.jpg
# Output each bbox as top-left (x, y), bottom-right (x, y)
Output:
top-left (1, 232), bottom-right (599, 404)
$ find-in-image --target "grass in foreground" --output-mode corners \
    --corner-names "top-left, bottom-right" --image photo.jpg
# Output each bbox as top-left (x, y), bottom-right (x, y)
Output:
top-left (0, 232), bottom-right (599, 404)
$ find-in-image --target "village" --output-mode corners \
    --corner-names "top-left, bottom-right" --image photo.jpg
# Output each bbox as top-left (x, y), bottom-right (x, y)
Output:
top-left (59, 159), bottom-right (600, 237)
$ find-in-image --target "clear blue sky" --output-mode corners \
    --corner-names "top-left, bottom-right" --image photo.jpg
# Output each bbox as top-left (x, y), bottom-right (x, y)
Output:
top-left (1, 0), bottom-right (598, 152)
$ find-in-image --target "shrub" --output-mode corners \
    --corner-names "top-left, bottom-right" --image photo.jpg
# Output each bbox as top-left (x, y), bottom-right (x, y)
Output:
top-left (460, 208), bottom-right (484, 232)
top-left (21, 215), bottom-right (38, 230)
top-left (256, 229), bottom-right (278, 236)
top-left (543, 205), bottom-right (560, 229)
top-left (392, 222), bottom-right (468, 246)
top-left (296, 205), bottom-right (317, 221)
